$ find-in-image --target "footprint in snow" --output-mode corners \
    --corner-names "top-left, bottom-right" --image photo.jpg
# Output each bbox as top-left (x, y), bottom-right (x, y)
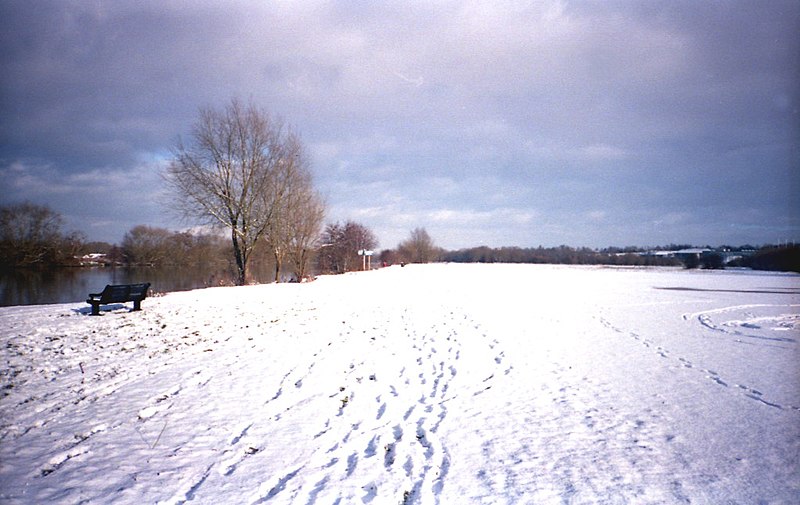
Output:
top-left (40, 445), bottom-right (90, 476)
top-left (138, 403), bottom-right (169, 420)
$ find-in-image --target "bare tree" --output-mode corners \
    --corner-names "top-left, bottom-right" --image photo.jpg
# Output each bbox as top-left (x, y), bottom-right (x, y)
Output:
top-left (121, 225), bottom-right (172, 266)
top-left (398, 227), bottom-right (437, 263)
top-left (317, 222), bottom-right (346, 274)
top-left (263, 152), bottom-right (325, 282)
top-left (166, 99), bottom-right (307, 285)
top-left (317, 220), bottom-right (378, 274)
top-left (283, 186), bottom-right (325, 281)
top-left (0, 202), bottom-right (84, 267)
top-left (343, 221), bottom-right (378, 269)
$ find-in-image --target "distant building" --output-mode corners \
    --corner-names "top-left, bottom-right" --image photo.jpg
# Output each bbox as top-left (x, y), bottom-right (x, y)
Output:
top-left (640, 248), bottom-right (754, 265)
top-left (79, 253), bottom-right (109, 266)
top-left (640, 248), bottom-right (710, 260)
top-left (673, 248), bottom-right (712, 263)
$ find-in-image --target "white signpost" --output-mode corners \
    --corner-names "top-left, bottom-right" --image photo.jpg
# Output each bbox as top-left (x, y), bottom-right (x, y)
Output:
top-left (358, 249), bottom-right (374, 270)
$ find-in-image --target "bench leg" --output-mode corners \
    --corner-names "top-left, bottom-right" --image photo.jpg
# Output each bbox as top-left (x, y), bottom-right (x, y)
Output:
top-left (90, 303), bottom-right (101, 316)
top-left (133, 300), bottom-right (142, 311)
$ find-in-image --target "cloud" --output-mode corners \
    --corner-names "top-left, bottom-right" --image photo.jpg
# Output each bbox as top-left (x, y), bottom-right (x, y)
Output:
top-left (587, 211), bottom-right (607, 221)
top-left (579, 144), bottom-right (629, 162)
top-left (429, 207), bottom-right (537, 226)
top-left (392, 71), bottom-right (424, 88)
top-left (0, 0), bottom-right (797, 249)
top-left (0, 158), bottom-right (172, 242)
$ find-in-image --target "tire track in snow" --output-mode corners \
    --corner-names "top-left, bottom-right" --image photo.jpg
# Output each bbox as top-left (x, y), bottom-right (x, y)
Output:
top-left (682, 304), bottom-right (799, 344)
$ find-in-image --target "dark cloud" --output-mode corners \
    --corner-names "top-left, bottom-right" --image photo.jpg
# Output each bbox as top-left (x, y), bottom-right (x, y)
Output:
top-left (1, 0), bottom-right (797, 247)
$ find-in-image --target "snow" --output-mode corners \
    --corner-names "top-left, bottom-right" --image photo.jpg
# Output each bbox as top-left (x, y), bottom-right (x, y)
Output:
top-left (1, 263), bottom-right (798, 504)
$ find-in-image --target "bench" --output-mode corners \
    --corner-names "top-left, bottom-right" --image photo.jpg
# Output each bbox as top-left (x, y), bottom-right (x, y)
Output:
top-left (86, 283), bottom-right (151, 316)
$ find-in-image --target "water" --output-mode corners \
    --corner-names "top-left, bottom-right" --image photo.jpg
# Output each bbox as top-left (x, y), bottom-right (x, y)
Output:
top-left (0, 264), bottom-right (276, 307)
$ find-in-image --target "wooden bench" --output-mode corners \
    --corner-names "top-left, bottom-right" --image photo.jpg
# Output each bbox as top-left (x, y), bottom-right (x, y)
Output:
top-left (86, 283), bottom-right (151, 316)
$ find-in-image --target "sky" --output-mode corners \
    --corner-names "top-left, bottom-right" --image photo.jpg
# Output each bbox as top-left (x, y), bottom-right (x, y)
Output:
top-left (1, 0), bottom-right (798, 250)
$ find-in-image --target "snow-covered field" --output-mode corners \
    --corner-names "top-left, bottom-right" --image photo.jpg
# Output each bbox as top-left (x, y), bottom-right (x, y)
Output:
top-left (1, 264), bottom-right (798, 504)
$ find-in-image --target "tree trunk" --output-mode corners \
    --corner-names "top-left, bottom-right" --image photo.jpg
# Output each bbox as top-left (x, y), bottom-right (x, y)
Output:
top-left (232, 230), bottom-right (247, 285)
top-left (297, 248), bottom-right (307, 281)
top-left (273, 248), bottom-right (282, 283)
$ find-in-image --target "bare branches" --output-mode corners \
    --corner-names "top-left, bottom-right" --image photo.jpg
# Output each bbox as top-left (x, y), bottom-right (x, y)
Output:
top-left (0, 202), bottom-right (83, 267)
top-left (317, 221), bottom-right (378, 274)
top-left (397, 228), bottom-right (438, 263)
top-left (166, 98), bottom-right (322, 285)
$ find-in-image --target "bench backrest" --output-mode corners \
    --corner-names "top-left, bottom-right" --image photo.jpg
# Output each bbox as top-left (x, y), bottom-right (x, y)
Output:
top-left (128, 283), bottom-right (150, 299)
top-left (99, 283), bottom-right (150, 303)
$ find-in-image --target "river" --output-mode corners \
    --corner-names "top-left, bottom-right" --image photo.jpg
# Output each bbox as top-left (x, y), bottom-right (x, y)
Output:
top-left (0, 264), bottom-right (277, 307)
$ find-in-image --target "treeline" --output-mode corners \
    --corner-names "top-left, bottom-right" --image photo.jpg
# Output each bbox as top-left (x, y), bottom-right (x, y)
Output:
top-left (119, 225), bottom-right (231, 267)
top-left (0, 202), bottom-right (85, 268)
top-left (118, 220), bottom-right (382, 279)
top-left (440, 245), bottom-right (682, 266)
top-left (437, 244), bottom-right (799, 272)
top-left (0, 203), bottom-right (236, 271)
top-left (728, 245), bottom-right (800, 273)
top-left (379, 228), bottom-right (442, 266)
top-left (4, 202), bottom-right (797, 275)
top-left (0, 201), bottom-right (383, 281)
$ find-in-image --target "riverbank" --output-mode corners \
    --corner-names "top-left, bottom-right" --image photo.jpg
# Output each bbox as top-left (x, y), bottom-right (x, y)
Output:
top-left (1, 264), bottom-right (798, 503)
top-left (0, 263), bottom-right (276, 307)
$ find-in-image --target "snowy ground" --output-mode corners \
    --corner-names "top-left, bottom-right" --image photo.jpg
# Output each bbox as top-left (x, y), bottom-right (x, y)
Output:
top-left (1, 264), bottom-right (798, 504)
